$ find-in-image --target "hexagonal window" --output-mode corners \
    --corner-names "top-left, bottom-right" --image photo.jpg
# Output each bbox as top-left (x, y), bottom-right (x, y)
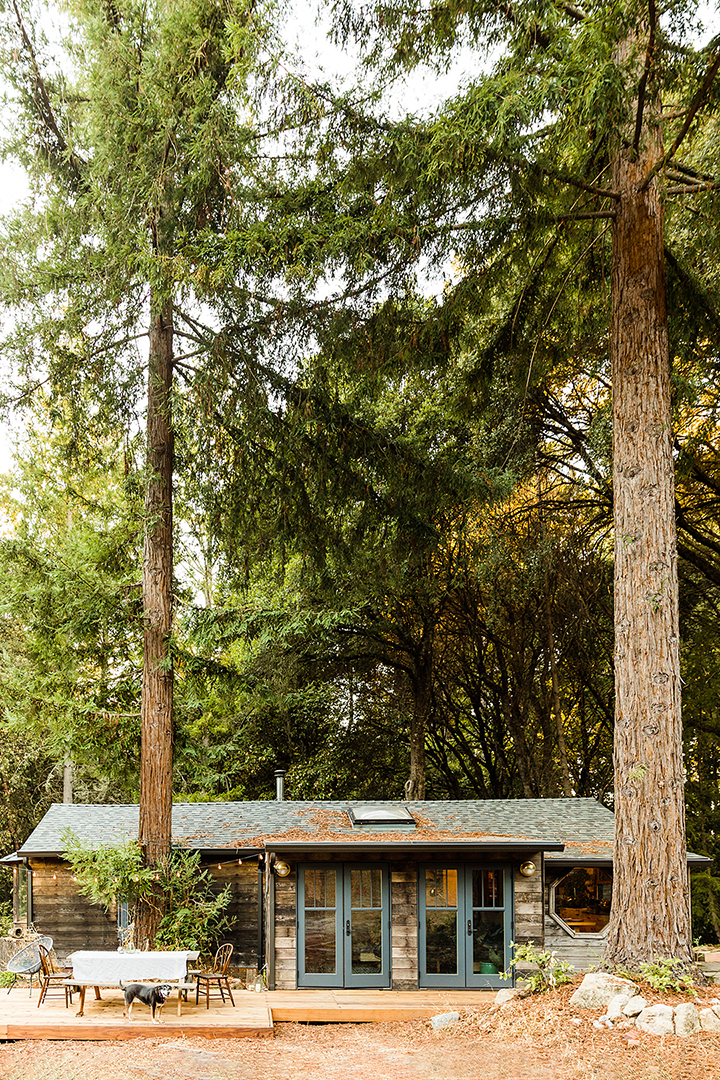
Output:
top-left (550, 867), bottom-right (612, 936)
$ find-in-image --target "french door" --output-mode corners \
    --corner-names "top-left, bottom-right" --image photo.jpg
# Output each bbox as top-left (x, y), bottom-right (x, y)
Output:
top-left (419, 864), bottom-right (513, 987)
top-left (297, 863), bottom-right (390, 988)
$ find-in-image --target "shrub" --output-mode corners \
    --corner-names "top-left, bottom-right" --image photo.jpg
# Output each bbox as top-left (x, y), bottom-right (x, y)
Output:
top-left (61, 831), bottom-right (232, 956)
top-left (503, 941), bottom-right (575, 993)
top-left (614, 957), bottom-right (697, 995)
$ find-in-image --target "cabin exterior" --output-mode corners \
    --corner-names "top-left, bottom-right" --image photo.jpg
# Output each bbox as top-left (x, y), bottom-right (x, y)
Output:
top-left (6, 798), bottom-right (708, 987)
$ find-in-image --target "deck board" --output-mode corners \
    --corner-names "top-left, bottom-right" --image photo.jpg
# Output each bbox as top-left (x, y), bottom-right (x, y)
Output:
top-left (0, 985), bottom-right (495, 1040)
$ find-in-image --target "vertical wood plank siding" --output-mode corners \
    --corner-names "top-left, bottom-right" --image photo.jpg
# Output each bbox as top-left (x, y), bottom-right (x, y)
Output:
top-left (30, 857), bottom-right (261, 966)
top-left (512, 853), bottom-right (544, 948)
top-left (29, 858), bottom-right (118, 958)
top-left (274, 869), bottom-right (297, 990)
top-left (391, 861), bottom-right (418, 990)
top-left (205, 860), bottom-right (260, 966)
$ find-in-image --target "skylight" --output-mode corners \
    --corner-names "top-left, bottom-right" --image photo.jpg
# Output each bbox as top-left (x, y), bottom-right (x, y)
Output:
top-left (348, 806), bottom-right (416, 830)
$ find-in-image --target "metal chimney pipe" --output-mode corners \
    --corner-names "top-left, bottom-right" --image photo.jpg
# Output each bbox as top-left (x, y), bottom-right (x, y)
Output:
top-left (274, 769), bottom-right (286, 801)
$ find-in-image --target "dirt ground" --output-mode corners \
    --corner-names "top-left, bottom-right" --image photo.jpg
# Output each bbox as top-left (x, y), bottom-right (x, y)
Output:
top-left (2, 987), bottom-right (720, 1080)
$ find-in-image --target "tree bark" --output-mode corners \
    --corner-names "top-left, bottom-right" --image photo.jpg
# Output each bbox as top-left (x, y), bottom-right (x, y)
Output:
top-left (604, 36), bottom-right (692, 964)
top-left (137, 293), bottom-right (174, 947)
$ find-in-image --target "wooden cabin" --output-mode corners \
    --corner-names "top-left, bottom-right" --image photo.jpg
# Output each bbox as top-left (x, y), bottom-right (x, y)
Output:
top-left (6, 798), bottom-right (709, 988)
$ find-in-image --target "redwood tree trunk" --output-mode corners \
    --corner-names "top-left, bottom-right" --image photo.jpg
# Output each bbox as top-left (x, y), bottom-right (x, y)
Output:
top-left (137, 294), bottom-right (174, 947)
top-left (604, 55), bottom-right (692, 964)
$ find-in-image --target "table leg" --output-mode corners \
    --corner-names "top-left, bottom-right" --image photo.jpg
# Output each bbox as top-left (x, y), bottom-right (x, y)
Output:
top-left (177, 987), bottom-right (182, 1016)
top-left (76, 986), bottom-right (86, 1017)
top-left (93, 986), bottom-right (102, 1000)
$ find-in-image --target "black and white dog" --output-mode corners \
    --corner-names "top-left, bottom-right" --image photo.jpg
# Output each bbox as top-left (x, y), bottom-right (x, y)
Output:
top-left (119, 981), bottom-right (174, 1023)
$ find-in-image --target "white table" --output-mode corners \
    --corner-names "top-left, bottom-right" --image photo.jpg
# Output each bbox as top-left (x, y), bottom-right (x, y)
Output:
top-left (68, 950), bottom-right (200, 1017)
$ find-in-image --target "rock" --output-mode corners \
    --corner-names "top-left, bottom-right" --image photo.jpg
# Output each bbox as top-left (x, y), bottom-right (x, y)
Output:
top-left (592, 1019), bottom-right (606, 1030)
top-left (606, 993), bottom-right (631, 1019)
top-left (495, 988), bottom-right (522, 1006)
top-left (569, 973), bottom-right (638, 1010)
top-left (623, 995), bottom-right (648, 1017)
top-left (568, 1017), bottom-right (582, 1025)
top-left (635, 1004), bottom-right (675, 1036)
top-left (674, 1002), bottom-right (700, 1037)
top-left (430, 1011), bottom-right (460, 1030)
top-left (699, 1008), bottom-right (720, 1033)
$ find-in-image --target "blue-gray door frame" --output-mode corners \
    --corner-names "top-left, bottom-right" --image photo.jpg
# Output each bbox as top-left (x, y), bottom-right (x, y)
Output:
top-left (297, 863), bottom-right (391, 989)
top-left (418, 864), bottom-right (514, 988)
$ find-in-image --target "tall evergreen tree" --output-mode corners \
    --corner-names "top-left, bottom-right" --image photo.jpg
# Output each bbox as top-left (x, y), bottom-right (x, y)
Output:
top-left (0, 0), bottom-right (272, 942)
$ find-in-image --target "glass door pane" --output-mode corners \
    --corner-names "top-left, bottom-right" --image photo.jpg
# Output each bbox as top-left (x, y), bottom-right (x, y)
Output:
top-left (471, 911), bottom-right (505, 975)
top-left (419, 867), bottom-right (464, 986)
top-left (344, 864), bottom-right (390, 987)
top-left (298, 866), bottom-right (342, 987)
top-left (425, 869), bottom-right (458, 975)
top-left (349, 868), bottom-right (382, 974)
top-left (467, 866), bottom-right (511, 986)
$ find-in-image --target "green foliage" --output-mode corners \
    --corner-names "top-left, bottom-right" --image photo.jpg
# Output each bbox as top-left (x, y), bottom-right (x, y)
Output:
top-left (61, 833), bottom-right (232, 955)
top-left (0, 899), bottom-right (12, 937)
top-left (0, 398), bottom-right (143, 798)
top-left (154, 857), bottom-right (233, 954)
top-left (614, 958), bottom-right (698, 996)
top-left (61, 833), bottom-right (155, 910)
top-left (503, 941), bottom-right (575, 994)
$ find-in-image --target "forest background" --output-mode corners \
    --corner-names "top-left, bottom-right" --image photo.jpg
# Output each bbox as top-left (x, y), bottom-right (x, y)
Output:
top-left (0, 0), bottom-right (718, 946)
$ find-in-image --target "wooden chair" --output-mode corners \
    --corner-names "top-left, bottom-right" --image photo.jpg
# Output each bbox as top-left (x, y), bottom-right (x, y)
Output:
top-left (194, 943), bottom-right (235, 1009)
top-left (37, 944), bottom-right (73, 1008)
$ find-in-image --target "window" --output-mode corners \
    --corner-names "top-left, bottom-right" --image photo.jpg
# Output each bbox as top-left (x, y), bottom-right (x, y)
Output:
top-left (550, 867), bottom-right (612, 936)
top-left (347, 806), bottom-right (416, 830)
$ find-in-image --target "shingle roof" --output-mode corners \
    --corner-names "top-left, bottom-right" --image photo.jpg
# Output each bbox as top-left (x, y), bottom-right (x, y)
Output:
top-left (17, 798), bottom-right (621, 861)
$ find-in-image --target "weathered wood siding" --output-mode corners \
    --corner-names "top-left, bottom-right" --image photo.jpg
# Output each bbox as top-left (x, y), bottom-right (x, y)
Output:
top-left (274, 869), bottom-right (297, 991)
top-left (30, 856), bottom-right (260, 967)
top-left (391, 861), bottom-right (417, 990)
top-left (205, 860), bottom-right (260, 967)
top-left (512, 853), bottom-right (544, 949)
top-left (29, 858), bottom-right (118, 959)
top-left (543, 870), bottom-right (607, 972)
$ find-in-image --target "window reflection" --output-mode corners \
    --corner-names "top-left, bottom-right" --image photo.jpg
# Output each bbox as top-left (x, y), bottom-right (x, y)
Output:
top-left (553, 867), bottom-right (612, 933)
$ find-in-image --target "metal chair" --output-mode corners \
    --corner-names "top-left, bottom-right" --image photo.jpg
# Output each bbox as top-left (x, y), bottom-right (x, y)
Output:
top-left (193, 943), bottom-right (235, 1009)
top-left (5, 936), bottom-right (53, 996)
top-left (37, 943), bottom-right (73, 1007)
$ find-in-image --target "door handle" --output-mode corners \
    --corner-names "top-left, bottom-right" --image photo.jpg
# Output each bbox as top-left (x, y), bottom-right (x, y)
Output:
top-left (346, 920), bottom-right (351, 936)
top-left (467, 919), bottom-right (472, 936)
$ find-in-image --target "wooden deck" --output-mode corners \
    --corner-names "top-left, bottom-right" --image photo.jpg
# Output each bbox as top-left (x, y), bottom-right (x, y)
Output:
top-left (268, 988), bottom-right (496, 1023)
top-left (0, 985), bottom-right (496, 1040)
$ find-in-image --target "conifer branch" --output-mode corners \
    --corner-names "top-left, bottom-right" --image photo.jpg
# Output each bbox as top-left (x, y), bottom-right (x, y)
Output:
top-left (557, 211), bottom-right (617, 220)
top-left (666, 181), bottom-right (720, 194)
top-left (503, 223), bottom-right (612, 467)
top-left (641, 47), bottom-right (720, 190)
top-left (668, 161), bottom-right (715, 182)
top-left (632, 0), bottom-right (657, 158)
top-left (3, 375), bottom-right (51, 405)
top-left (558, 0), bottom-right (587, 20)
top-left (10, 0), bottom-right (85, 189)
top-left (540, 169), bottom-right (620, 200)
